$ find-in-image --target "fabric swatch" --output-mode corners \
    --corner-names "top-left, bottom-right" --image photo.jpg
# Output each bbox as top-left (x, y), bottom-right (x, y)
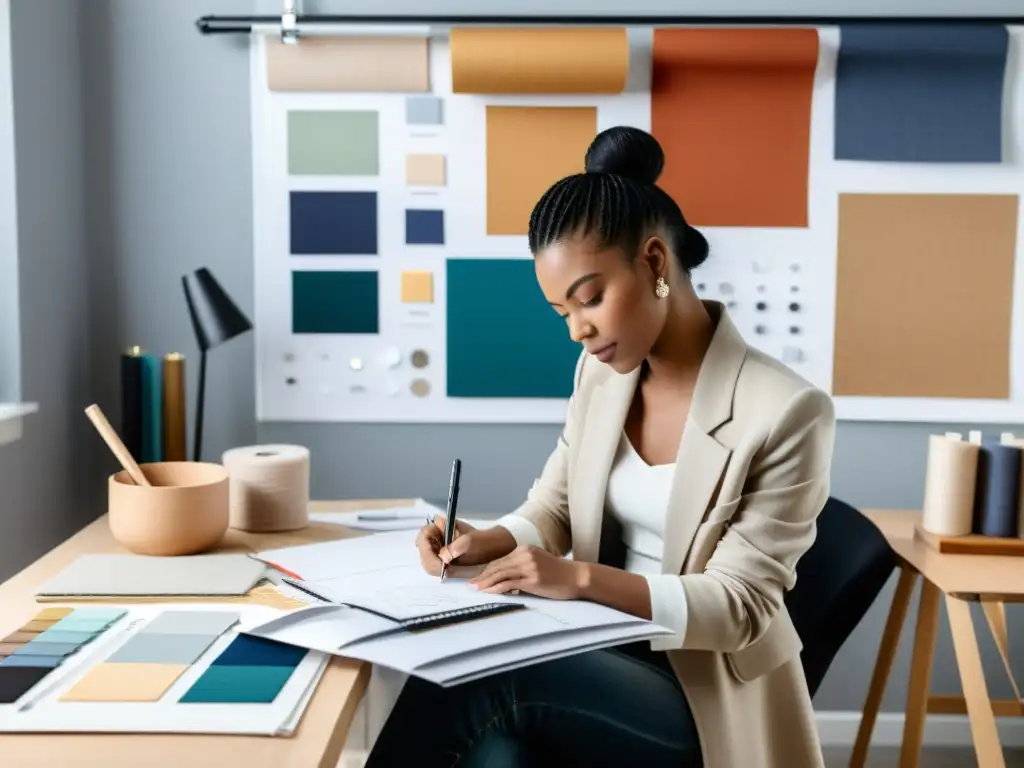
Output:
top-left (266, 36), bottom-right (429, 92)
top-left (833, 193), bottom-right (1017, 399)
top-left (288, 110), bottom-right (379, 175)
top-left (486, 106), bottom-right (596, 235)
top-left (651, 28), bottom-right (819, 227)
top-left (406, 155), bottom-right (446, 186)
top-left (446, 259), bottom-right (580, 398)
top-left (834, 24), bottom-right (1009, 162)
top-left (406, 96), bottom-right (443, 125)
top-left (405, 209), bottom-right (444, 245)
top-left (401, 271), bottom-right (434, 303)
top-left (290, 191), bottom-right (378, 255)
top-left (292, 270), bottom-right (380, 335)
top-left (450, 27), bottom-right (629, 94)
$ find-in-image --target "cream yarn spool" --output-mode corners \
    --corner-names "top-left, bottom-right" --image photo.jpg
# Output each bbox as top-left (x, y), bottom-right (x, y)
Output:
top-left (222, 444), bottom-right (310, 532)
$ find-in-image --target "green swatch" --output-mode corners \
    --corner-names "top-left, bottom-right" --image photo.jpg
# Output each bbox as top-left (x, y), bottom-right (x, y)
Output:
top-left (179, 665), bottom-right (294, 704)
top-left (446, 258), bottom-right (580, 398)
top-left (288, 110), bottom-right (379, 176)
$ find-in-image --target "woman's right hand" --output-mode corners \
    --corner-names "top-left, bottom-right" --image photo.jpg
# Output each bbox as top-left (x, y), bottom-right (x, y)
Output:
top-left (416, 515), bottom-right (517, 576)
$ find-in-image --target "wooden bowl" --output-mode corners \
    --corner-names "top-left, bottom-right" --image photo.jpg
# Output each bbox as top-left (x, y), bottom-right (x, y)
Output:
top-left (108, 461), bottom-right (229, 556)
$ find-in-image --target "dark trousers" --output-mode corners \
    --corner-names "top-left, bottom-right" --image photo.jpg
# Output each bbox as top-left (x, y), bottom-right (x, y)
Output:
top-left (364, 641), bottom-right (703, 767)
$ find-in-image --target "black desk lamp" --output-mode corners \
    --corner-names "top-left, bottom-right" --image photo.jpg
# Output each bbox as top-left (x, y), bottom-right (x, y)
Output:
top-left (182, 267), bottom-right (253, 462)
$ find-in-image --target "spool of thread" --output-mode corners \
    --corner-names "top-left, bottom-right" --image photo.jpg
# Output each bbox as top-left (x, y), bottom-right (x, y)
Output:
top-left (162, 353), bottom-right (187, 461)
top-left (973, 439), bottom-right (1022, 538)
top-left (921, 434), bottom-right (979, 536)
top-left (222, 444), bottom-right (310, 532)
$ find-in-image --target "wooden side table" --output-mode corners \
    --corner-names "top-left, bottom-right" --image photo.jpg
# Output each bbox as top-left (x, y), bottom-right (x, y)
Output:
top-left (851, 509), bottom-right (1024, 768)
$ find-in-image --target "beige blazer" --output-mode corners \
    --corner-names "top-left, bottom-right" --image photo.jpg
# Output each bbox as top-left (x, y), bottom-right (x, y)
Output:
top-left (507, 301), bottom-right (836, 768)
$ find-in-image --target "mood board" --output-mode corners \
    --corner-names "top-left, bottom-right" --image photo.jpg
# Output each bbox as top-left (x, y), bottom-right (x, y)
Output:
top-left (249, 25), bottom-right (1024, 424)
top-left (0, 604), bottom-right (327, 734)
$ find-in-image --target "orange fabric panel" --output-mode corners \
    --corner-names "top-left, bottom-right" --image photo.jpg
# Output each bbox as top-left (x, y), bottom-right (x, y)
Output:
top-left (651, 28), bottom-right (819, 227)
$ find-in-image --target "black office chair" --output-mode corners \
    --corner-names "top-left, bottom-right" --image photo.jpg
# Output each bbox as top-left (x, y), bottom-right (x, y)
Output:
top-left (785, 496), bottom-right (897, 698)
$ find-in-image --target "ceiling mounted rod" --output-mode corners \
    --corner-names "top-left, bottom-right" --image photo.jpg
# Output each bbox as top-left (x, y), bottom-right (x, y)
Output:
top-left (195, 13), bottom-right (1024, 35)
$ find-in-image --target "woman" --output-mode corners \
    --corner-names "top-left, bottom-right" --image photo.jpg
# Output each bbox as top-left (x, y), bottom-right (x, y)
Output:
top-left (365, 126), bottom-right (835, 768)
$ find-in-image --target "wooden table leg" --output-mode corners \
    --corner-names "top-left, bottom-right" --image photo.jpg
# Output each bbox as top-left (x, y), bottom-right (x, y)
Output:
top-left (899, 578), bottom-right (940, 768)
top-left (947, 595), bottom-right (1006, 768)
top-left (850, 565), bottom-right (917, 768)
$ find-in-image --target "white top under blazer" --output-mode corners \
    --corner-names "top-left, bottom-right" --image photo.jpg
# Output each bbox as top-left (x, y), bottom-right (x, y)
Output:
top-left (498, 431), bottom-right (689, 649)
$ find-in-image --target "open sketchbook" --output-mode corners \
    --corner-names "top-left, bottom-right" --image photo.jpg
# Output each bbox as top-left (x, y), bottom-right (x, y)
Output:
top-left (249, 531), bottom-right (673, 685)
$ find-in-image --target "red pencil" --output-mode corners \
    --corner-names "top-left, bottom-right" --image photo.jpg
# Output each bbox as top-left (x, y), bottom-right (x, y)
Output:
top-left (263, 559), bottom-right (303, 581)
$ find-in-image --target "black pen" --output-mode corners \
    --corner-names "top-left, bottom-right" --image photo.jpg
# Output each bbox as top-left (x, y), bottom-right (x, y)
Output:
top-left (440, 458), bottom-right (462, 582)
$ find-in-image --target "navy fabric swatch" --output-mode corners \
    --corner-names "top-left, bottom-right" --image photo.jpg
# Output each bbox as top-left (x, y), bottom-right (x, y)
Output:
top-left (973, 440), bottom-right (1022, 538)
top-left (835, 24), bottom-right (1008, 162)
top-left (290, 191), bottom-right (378, 254)
top-left (406, 209), bottom-right (445, 245)
top-left (212, 634), bottom-right (308, 667)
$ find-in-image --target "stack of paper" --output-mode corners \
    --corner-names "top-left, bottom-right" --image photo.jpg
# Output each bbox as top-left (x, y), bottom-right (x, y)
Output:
top-left (247, 531), bottom-right (672, 686)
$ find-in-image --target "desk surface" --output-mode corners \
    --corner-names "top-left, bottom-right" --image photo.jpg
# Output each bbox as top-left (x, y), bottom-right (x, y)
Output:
top-left (0, 499), bottom-right (412, 768)
top-left (864, 508), bottom-right (1024, 600)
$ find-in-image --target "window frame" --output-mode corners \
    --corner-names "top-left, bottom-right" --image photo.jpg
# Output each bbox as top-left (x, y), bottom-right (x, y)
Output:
top-left (0, 0), bottom-right (35, 446)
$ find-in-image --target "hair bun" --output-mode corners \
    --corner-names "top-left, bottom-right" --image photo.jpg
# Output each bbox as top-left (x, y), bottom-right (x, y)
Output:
top-left (584, 126), bottom-right (665, 185)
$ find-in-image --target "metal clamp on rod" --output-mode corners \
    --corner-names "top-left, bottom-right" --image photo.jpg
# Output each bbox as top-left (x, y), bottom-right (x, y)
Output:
top-left (281, 0), bottom-right (299, 44)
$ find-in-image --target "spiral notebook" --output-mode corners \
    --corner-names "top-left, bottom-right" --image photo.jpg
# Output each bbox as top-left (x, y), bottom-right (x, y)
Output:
top-left (281, 578), bottom-right (526, 630)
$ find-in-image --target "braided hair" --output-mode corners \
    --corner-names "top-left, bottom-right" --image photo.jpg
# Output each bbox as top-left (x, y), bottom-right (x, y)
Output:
top-left (527, 126), bottom-right (709, 276)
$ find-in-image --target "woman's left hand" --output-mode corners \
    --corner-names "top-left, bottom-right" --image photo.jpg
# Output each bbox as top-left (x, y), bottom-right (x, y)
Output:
top-left (469, 545), bottom-right (582, 600)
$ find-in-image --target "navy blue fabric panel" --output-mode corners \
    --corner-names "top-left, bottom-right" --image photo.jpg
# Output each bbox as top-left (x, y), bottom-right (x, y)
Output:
top-left (405, 209), bottom-right (445, 245)
top-left (290, 191), bottom-right (378, 254)
top-left (835, 24), bottom-right (1008, 162)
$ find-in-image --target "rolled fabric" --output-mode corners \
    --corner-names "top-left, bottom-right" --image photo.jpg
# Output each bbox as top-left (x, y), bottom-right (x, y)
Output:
top-left (921, 434), bottom-right (979, 536)
top-left (973, 440), bottom-right (1022, 538)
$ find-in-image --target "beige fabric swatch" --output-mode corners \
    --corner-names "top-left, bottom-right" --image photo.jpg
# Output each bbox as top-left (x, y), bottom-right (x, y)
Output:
top-left (267, 36), bottom-right (429, 92)
top-left (406, 154), bottom-right (446, 186)
top-left (833, 193), bottom-right (1018, 399)
top-left (61, 662), bottom-right (189, 702)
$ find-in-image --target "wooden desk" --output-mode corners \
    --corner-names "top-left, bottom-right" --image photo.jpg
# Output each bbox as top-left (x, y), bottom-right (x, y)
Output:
top-left (0, 499), bottom-right (409, 768)
top-left (852, 509), bottom-right (1023, 768)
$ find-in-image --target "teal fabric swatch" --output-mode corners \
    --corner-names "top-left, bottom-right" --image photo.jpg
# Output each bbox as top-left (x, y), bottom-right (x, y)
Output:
top-left (446, 259), bottom-right (580, 398)
top-left (179, 665), bottom-right (295, 704)
top-left (292, 270), bottom-right (379, 335)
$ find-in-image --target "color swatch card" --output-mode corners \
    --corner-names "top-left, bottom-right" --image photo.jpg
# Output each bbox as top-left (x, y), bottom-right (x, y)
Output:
top-left (0, 604), bottom-right (328, 737)
top-left (0, 607), bottom-right (126, 706)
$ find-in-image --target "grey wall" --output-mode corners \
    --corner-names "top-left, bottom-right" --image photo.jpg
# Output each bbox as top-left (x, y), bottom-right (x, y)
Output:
top-left (0, 0), bottom-right (102, 577)
top-left (4, 0), bottom-right (1024, 714)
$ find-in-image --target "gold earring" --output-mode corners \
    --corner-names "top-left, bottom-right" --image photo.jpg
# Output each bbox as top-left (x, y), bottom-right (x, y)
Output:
top-left (655, 276), bottom-right (670, 299)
